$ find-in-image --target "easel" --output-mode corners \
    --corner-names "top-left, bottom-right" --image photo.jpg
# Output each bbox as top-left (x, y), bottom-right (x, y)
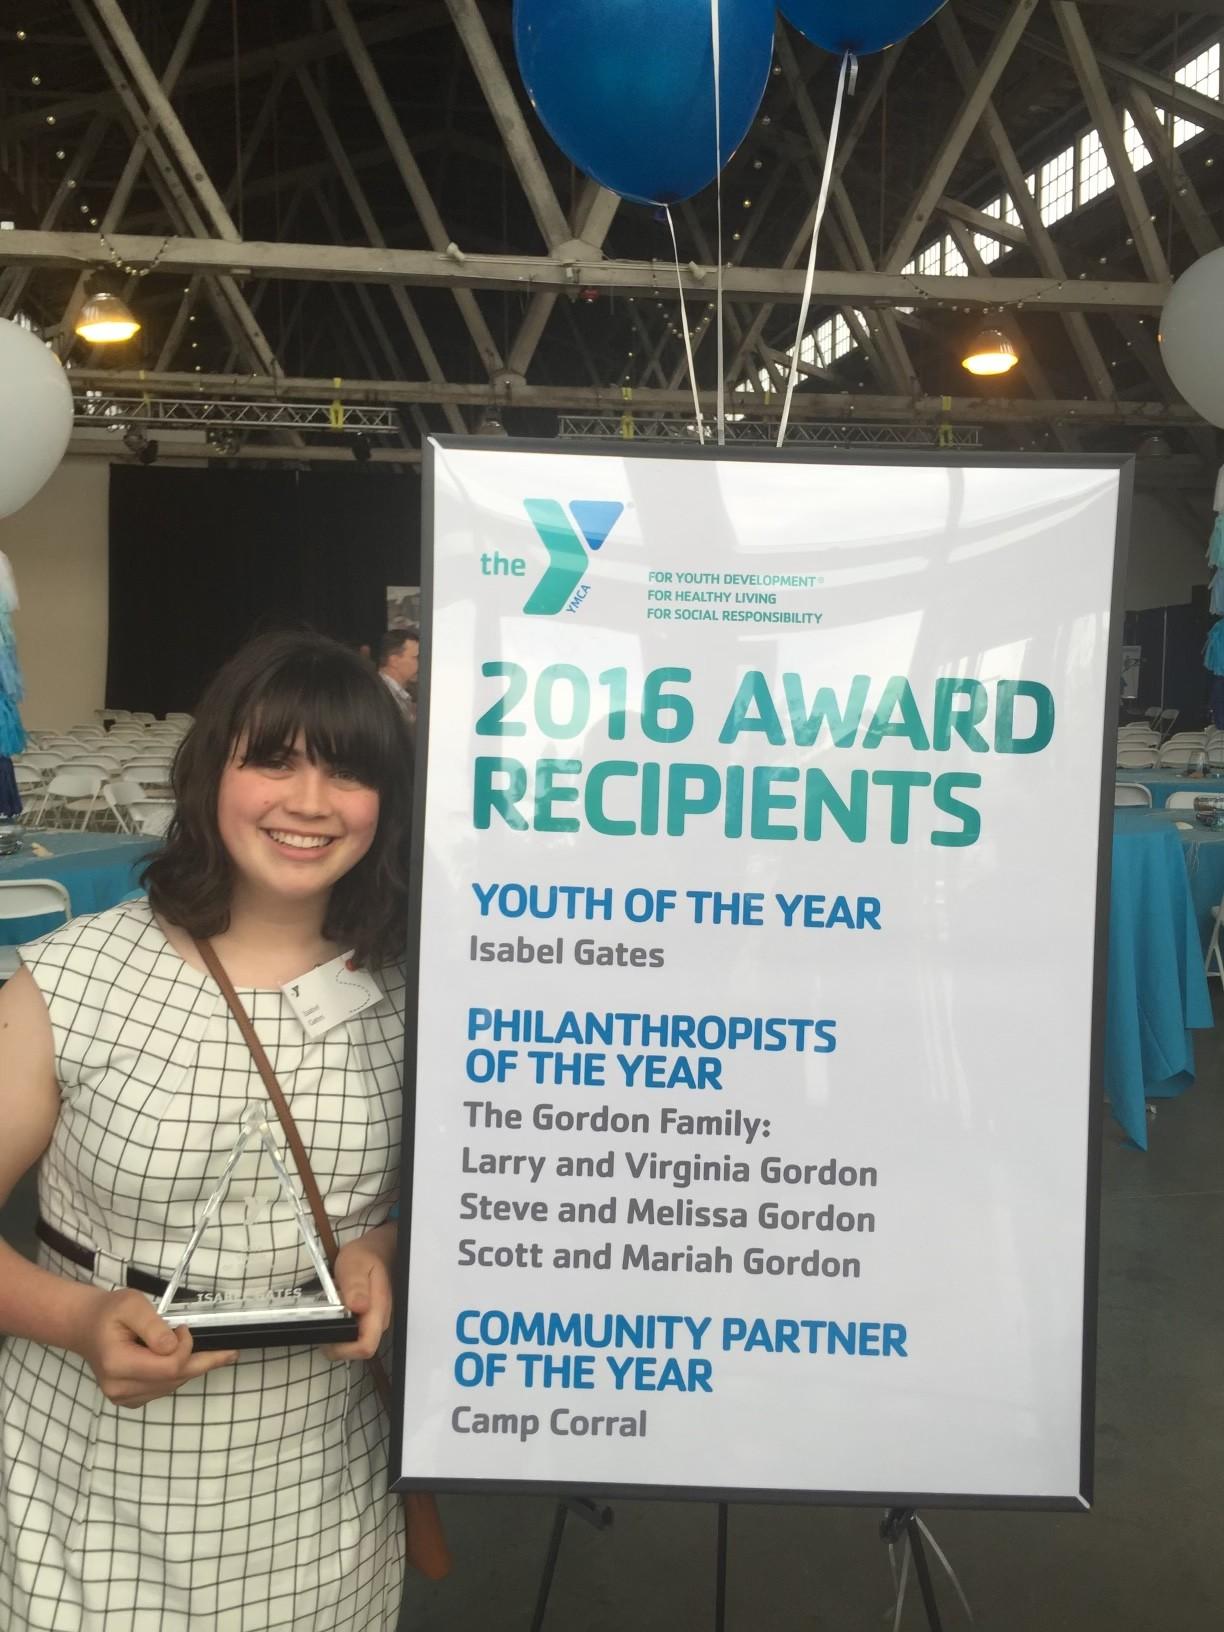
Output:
top-left (531, 1499), bottom-right (958, 1631)
top-left (880, 1508), bottom-right (950, 1630)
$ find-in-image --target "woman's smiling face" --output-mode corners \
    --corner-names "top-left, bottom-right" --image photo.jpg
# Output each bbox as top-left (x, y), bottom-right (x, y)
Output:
top-left (216, 732), bottom-right (381, 906)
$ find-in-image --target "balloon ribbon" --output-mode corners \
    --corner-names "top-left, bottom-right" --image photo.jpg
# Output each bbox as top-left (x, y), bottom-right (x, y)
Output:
top-left (777, 50), bottom-right (853, 448)
top-left (665, 206), bottom-right (706, 445)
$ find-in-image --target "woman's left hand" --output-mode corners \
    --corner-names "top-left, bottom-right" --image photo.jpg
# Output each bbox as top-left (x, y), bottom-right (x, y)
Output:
top-left (324, 1221), bottom-right (396, 1361)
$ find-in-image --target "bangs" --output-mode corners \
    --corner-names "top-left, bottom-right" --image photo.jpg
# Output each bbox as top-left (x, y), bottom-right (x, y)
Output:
top-left (231, 645), bottom-right (395, 788)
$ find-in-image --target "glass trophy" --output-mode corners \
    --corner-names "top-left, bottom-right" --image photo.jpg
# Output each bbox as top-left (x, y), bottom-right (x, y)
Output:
top-left (157, 1103), bottom-right (360, 1351)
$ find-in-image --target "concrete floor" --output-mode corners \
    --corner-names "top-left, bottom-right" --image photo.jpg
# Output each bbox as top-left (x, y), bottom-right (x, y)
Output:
top-left (3, 1005), bottom-right (1221, 1631)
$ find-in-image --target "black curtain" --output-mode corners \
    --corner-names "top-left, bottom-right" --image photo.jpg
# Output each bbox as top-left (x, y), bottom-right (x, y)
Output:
top-left (107, 465), bottom-right (419, 714)
top-left (1123, 585), bottom-right (1213, 726)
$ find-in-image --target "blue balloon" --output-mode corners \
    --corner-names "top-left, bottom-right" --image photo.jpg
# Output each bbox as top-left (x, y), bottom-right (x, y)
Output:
top-left (513, 0), bottom-right (775, 206)
top-left (779, 1), bottom-right (948, 55)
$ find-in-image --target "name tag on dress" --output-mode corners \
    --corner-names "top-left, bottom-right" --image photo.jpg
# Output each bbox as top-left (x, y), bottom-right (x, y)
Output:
top-left (282, 953), bottom-right (383, 1038)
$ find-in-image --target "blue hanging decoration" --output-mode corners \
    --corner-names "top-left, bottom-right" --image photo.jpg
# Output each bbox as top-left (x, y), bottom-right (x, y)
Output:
top-left (1212, 572), bottom-right (1224, 618)
top-left (513, 0), bottom-right (775, 205)
top-left (1206, 620), bottom-right (1224, 677)
top-left (1209, 513), bottom-right (1224, 568)
top-left (0, 619), bottom-right (23, 704)
top-left (0, 693), bottom-right (25, 759)
top-left (778, 0), bottom-right (948, 54)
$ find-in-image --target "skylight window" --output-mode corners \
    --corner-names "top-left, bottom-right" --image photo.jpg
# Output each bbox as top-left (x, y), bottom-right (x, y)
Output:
top-left (1122, 109), bottom-right (1153, 172)
top-left (1078, 129), bottom-right (1114, 203)
top-left (1039, 147), bottom-right (1075, 223)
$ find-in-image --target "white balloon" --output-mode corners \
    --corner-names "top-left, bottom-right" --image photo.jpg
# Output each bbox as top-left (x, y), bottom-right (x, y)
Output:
top-left (1159, 248), bottom-right (1224, 429)
top-left (0, 319), bottom-right (74, 521)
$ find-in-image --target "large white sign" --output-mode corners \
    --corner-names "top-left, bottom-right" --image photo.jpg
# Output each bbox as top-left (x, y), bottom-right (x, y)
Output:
top-left (395, 442), bottom-right (1126, 1507)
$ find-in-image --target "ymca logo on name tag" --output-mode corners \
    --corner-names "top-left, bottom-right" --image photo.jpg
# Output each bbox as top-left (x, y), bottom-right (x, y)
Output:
top-left (282, 953), bottom-right (383, 1038)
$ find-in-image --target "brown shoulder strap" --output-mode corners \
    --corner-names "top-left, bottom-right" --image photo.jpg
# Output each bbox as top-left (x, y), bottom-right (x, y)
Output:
top-left (193, 937), bottom-right (338, 1264)
top-left (194, 936), bottom-right (452, 1582)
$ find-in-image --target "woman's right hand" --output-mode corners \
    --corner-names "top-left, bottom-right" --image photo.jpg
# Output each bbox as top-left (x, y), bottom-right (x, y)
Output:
top-left (69, 1289), bottom-right (238, 1408)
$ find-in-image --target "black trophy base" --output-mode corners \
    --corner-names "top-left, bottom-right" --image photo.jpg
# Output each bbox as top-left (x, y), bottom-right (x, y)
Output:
top-left (163, 1296), bottom-right (359, 1351)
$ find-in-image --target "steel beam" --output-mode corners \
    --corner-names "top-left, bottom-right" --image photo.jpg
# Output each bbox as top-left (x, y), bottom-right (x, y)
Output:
top-left (69, 433), bottom-right (422, 465)
top-left (323, 0), bottom-right (504, 375)
top-left (505, 182), bottom-right (622, 380)
top-left (731, 30), bottom-right (918, 395)
top-left (965, 1), bottom-right (1224, 136)
top-left (0, 230), bottom-right (1173, 312)
top-left (936, 196), bottom-right (1027, 248)
top-left (0, 112), bottom-right (109, 319)
top-left (444, 0), bottom-right (570, 252)
top-left (93, 0), bottom-right (240, 242)
top-left (297, 67), bottom-right (468, 434)
top-left (65, 367), bottom-right (1203, 426)
top-left (937, 7), bottom-right (1117, 403)
top-left (1126, 86), bottom-right (1220, 259)
top-left (1050, 1), bottom-right (1170, 283)
top-left (68, 0), bottom-right (281, 377)
top-left (943, 215), bottom-right (1079, 452)
top-left (73, 0), bottom-right (212, 362)
top-left (884, 0), bottom-right (1039, 274)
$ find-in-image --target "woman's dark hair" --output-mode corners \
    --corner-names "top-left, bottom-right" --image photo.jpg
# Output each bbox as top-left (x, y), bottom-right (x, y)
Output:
top-left (143, 629), bottom-right (414, 968)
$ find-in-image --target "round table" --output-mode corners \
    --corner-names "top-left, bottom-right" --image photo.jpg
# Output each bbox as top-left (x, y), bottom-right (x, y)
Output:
top-left (1122, 807), bottom-right (1224, 949)
top-left (0, 831), bottom-right (156, 946)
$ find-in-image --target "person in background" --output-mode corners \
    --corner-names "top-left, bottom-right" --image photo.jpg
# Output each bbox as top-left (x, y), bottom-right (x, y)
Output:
top-left (0, 629), bottom-right (447, 1629)
top-left (377, 627), bottom-right (419, 733)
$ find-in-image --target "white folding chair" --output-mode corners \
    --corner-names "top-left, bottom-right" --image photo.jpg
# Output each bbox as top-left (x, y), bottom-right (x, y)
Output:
top-left (131, 712), bottom-right (157, 725)
top-left (1165, 790), bottom-right (1211, 809)
top-left (0, 879), bottom-right (73, 979)
top-left (1117, 750), bottom-right (1156, 769)
top-left (1165, 733), bottom-right (1207, 747)
top-left (17, 752), bottom-right (64, 778)
top-left (36, 770), bottom-right (103, 830)
top-left (12, 764), bottom-right (43, 799)
top-left (1159, 746), bottom-right (1204, 770)
top-left (1114, 783), bottom-right (1153, 808)
top-left (129, 800), bottom-right (174, 838)
top-left (123, 759), bottom-right (174, 784)
top-left (64, 757), bottom-right (123, 782)
top-left (102, 779), bottom-right (147, 834)
top-left (164, 712), bottom-right (193, 726)
top-left (1206, 897), bottom-right (1224, 986)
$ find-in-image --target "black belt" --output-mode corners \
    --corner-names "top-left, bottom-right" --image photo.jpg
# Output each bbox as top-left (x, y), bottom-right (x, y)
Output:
top-left (36, 1217), bottom-right (321, 1303)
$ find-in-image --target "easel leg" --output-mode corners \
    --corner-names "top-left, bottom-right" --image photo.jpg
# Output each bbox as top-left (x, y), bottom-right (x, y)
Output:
top-left (529, 1502), bottom-right (569, 1632)
top-left (714, 1502), bottom-right (729, 1632)
top-left (880, 1508), bottom-right (944, 1632)
top-left (905, 1513), bottom-right (944, 1632)
top-left (529, 1498), bottom-right (615, 1632)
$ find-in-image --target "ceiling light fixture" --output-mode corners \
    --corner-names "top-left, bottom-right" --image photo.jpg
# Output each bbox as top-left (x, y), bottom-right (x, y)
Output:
top-left (961, 328), bottom-right (1019, 377)
top-left (75, 290), bottom-right (140, 344)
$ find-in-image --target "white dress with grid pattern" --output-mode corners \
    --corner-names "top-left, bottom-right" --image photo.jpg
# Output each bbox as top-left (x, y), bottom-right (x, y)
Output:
top-left (0, 900), bottom-right (405, 1631)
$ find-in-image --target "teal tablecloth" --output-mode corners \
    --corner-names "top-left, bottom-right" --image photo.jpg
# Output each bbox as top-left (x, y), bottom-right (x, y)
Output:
top-left (0, 832), bottom-right (154, 946)
top-left (1124, 807), bottom-right (1224, 949)
top-left (1115, 771), bottom-right (1224, 809)
top-left (1109, 809), bottom-right (1215, 1149)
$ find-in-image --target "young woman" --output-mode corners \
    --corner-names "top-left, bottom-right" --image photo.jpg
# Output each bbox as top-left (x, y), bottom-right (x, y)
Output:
top-left (0, 630), bottom-right (444, 1630)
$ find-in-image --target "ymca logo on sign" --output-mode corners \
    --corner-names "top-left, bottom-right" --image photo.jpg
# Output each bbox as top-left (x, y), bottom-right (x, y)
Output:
top-left (521, 498), bottom-right (625, 616)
